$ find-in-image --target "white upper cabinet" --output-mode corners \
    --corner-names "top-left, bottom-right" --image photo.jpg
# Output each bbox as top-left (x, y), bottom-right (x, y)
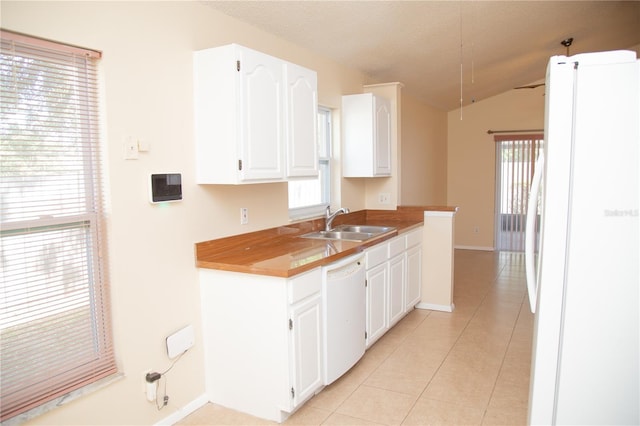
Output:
top-left (194, 44), bottom-right (318, 184)
top-left (342, 93), bottom-right (391, 177)
top-left (241, 49), bottom-right (285, 181)
top-left (285, 63), bottom-right (319, 178)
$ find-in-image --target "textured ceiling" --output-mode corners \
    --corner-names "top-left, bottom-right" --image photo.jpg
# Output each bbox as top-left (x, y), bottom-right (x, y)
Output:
top-left (204, 1), bottom-right (640, 111)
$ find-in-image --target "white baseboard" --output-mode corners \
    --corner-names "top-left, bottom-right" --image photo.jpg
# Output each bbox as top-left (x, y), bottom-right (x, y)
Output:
top-left (454, 245), bottom-right (495, 251)
top-left (415, 302), bottom-right (455, 312)
top-left (155, 394), bottom-right (209, 426)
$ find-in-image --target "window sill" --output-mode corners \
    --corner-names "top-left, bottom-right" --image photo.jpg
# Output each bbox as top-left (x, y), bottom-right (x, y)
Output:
top-left (289, 204), bottom-right (328, 222)
top-left (4, 372), bottom-right (124, 426)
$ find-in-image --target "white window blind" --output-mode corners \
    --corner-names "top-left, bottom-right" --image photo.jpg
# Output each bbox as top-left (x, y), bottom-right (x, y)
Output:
top-left (494, 134), bottom-right (544, 251)
top-left (0, 30), bottom-right (116, 422)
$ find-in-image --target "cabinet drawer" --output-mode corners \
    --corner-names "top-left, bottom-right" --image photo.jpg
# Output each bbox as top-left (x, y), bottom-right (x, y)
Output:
top-left (388, 235), bottom-right (406, 258)
top-left (406, 227), bottom-right (423, 248)
top-left (288, 268), bottom-right (322, 304)
top-left (366, 243), bottom-right (388, 269)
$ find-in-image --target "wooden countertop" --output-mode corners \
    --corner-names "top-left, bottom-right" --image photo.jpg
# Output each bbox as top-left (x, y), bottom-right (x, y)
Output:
top-left (194, 206), bottom-right (456, 277)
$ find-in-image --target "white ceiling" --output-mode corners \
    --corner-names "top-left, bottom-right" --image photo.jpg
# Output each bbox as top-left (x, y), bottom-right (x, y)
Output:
top-left (204, 1), bottom-right (640, 111)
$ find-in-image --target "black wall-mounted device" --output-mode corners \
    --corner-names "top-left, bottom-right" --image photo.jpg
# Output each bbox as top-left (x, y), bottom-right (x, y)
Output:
top-left (150, 173), bottom-right (182, 203)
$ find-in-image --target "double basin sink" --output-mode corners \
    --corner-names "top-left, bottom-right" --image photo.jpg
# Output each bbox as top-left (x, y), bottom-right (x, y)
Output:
top-left (301, 225), bottom-right (396, 242)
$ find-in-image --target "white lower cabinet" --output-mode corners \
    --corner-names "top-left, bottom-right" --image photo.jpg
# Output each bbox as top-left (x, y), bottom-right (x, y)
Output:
top-left (197, 226), bottom-right (423, 422)
top-left (289, 292), bottom-right (323, 406)
top-left (388, 235), bottom-right (406, 328)
top-left (365, 261), bottom-right (388, 347)
top-left (364, 226), bottom-right (423, 348)
top-left (388, 253), bottom-right (406, 328)
top-left (365, 242), bottom-right (388, 348)
top-left (405, 227), bottom-right (423, 310)
top-left (405, 245), bottom-right (422, 310)
top-left (199, 267), bottom-right (323, 423)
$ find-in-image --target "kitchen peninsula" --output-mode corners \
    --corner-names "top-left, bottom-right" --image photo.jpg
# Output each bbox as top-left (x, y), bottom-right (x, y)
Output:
top-left (194, 206), bottom-right (457, 422)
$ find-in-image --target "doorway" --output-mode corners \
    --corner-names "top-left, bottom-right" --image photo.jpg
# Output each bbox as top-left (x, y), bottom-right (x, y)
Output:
top-left (494, 134), bottom-right (544, 251)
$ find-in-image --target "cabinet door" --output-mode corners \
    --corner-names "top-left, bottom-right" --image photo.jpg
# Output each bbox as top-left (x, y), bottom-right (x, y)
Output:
top-left (289, 293), bottom-right (323, 408)
top-left (194, 45), bottom-right (240, 184)
top-left (366, 263), bottom-right (388, 348)
top-left (285, 63), bottom-right (318, 178)
top-left (373, 96), bottom-right (391, 176)
top-left (405, 245), bottom-right (422, 310)
top-left (342, 93), bottom-right (391, 177)
top-left (239, 48), bottom-right (284, 181)
top-left (388, 254), bottom-right (405, 327)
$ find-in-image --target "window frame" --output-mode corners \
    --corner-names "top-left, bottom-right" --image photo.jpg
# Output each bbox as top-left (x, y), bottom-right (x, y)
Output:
top-left (288, 106), bottom-right (332, 220)
top-left (0, 29), bottom-right (117, 423)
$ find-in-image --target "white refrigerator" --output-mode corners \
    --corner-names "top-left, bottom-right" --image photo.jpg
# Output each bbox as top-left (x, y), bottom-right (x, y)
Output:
top-left (525, 50), bottom-right (639, 425)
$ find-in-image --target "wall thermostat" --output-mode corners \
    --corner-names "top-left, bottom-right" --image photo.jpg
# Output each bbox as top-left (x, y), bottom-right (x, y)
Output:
top-left (150, 173), bottom-right (182, 203)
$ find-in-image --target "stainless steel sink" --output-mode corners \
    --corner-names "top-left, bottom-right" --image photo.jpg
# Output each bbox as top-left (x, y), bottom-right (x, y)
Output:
top-left (301, 230), bottom-right (374, 242)
top-left (332, 225), bottom-right (395, 234)
top-left (301, 225), bottom-right (395, 242)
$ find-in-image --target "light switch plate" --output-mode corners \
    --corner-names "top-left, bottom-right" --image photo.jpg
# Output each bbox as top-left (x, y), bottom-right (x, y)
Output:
top-left (166, 324), bottom-right (194, 358)
top-left (123, 136), bottom-right (139, 160)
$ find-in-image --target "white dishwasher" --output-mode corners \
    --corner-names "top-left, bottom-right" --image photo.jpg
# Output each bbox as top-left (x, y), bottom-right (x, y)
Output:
top-left (322, 253), bottom-right (366, 385)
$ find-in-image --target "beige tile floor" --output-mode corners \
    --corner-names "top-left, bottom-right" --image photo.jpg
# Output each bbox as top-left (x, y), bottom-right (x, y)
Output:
top-left (178, 249), bottom-right (533, 425)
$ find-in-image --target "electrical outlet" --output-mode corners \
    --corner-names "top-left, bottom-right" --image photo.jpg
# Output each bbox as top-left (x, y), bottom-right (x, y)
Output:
top-left (378, 193), bottom-right (390, 205)
top-left (240, 207), bottom-right (248, 225)
top-left (142, 370), bottom-right (152, 400)
top-left (145, 371), bottom-right (160, 402)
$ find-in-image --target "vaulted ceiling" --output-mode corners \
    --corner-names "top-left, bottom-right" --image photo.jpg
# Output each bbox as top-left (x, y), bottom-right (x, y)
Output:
top-left (204, 1), bottom-right (640, 111)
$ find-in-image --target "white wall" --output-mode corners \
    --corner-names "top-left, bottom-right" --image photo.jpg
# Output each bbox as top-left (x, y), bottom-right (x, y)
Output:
top-left (447, 87), bottom-right (546, 249)
top-left (446, 45), bottom-right (640, 250)
top-left (1, 2), bottom-right (371, 424)
top-left (2, 1), bottom-right (460, 423)
top-left (401, 92), bottom-right (448, 205)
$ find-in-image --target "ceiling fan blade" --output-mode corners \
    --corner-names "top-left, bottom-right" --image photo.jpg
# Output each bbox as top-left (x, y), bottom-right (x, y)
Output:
top-left (514, 83), bottom-right (545, 89)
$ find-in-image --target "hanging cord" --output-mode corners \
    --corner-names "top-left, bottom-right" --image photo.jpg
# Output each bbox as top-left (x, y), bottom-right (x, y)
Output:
top-left (161, 350), bottom-right (187, 376)
top-left (156, 376), bottom-right (168, 411)
top-left (471, 41), bottom-right (475, 85)
top-left (459, 1), bottom-right (464, 120)
top-left (471, 0), bottom-right (476, 85)
top-left (155, 349), bottom-right (188, 411)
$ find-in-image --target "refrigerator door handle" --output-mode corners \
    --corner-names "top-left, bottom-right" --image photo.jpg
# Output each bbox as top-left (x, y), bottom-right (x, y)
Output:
top-left (525, 151), bottom-right (544, 313)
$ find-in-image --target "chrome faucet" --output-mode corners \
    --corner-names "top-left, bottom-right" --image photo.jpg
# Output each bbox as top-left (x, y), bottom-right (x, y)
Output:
top-left (325, 206), bottom-right (350, 231)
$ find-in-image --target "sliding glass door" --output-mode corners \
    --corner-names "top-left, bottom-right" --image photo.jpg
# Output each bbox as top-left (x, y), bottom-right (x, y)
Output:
top-left (494, 134), bottom-right (544, 251)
